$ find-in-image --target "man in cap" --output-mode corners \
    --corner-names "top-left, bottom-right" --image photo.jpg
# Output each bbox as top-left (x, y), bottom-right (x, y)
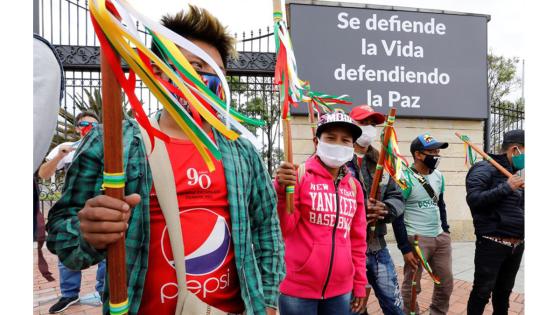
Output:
top-left (392, 133), bottom-right (453, 315)
top-left (466, 130), bottom-right (524, 315)
top-left (347, 105), bottom-right (406, 315)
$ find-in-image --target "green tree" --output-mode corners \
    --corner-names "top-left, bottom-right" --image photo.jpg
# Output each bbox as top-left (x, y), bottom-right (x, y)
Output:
top-left (229, 76), bottom-right (282, 175)
top-left (52, 89), bottom-right (133, 150)
top-left (488, 54), bottom-right (521, 109)
top-left (487, 53), bottom-right (524, 152)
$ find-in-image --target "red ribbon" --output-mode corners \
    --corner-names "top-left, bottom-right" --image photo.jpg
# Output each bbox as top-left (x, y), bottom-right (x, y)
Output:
top-left (91, 15), bottom-right (169, 152)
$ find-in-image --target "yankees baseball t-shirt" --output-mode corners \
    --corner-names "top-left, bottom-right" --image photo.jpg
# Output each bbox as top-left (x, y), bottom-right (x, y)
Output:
top-left (139, 134), bottom-right (244, 314)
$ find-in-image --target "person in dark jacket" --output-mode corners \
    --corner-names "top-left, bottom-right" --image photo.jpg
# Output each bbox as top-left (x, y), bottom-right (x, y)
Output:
top-left (466, 129), bottom-right (525, 315)
top-left (348, 105), bottom-right (406, 315)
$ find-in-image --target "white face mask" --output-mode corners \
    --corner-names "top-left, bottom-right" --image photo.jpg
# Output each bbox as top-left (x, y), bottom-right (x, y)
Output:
top-left (316, 140), bottom-right (355, 168)
top-left (356, 125), bottom-right (377, 147)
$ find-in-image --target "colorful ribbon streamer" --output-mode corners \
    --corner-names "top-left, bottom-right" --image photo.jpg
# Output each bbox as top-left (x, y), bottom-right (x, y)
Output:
top-left (307, 91), bottom-right (353, 115)
top-left (380, 126), bottom-right (415, 190)
top-left (89, 0), bottom-right (264, 171)
top-left (460, 135), bottom-right (478, 167)
top-left (102, 172), bottom-right (126, 189)
top-left (109, 298), bottom-right (129, 315)
top-left (413, 239), bottom-right (441, 285)
top-left (273, 11), bottom-right (307, 120)
top-left (273, 12), bottom-right (352, 119)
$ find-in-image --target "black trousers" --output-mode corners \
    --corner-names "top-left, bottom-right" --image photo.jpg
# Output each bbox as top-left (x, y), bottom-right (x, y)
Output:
top-left (467, 236), bottom-right (524, 315)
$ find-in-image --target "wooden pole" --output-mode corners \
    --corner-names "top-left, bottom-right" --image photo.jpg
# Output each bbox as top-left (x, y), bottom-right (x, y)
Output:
top-left (282, 118), bottom-right (295, 214)
top-left (410, 235), bottom-right (419, 315)
top-left (272, 0), bottom-right (282, 15)
top-left (273, 0), bottom-right (295, 214)
top-left (454, 132), bottom-right (515, 178)
top-left (101, 48), bottom-right (128, 314)
top-left (307, 101), bottom-right (316, 138)
top-left (367, 108), bottom-right (397, 230)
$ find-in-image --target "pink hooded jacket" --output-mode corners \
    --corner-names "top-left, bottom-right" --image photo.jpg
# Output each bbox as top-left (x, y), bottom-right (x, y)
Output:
top-left (274, 155), bottom-right (367, 299)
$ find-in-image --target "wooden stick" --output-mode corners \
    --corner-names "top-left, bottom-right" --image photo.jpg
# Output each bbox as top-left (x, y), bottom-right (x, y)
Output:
top-left (367, 108), bottom-right (397, 230)
top-left (101, 48), bottom-right (128, 314)
top-left (272, 0), bottom-right (282, 14)
top-left (273, 0), bottom-right (295, 214)
top-left (307, 101), bottom-right (316, 138)
top-left (454, 132), bottom-right (515, 178)
top-left (282, 118), bottom-right (295, 214)
top-left (410, 235), bottom-right (420, 315)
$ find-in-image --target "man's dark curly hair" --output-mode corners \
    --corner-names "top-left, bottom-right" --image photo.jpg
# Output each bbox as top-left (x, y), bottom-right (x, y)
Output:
top-left (151, 4), bottom-right (236, 64)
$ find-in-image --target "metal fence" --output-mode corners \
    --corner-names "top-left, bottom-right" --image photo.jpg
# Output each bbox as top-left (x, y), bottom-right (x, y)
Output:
top-left (36, 0), bottom-right (280, 214)
top-left (488, 102), bottom-right (525, 153)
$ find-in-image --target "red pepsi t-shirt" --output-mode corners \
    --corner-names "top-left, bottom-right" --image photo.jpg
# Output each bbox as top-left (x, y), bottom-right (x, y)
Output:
top-left (138, 135), bottom-right (245, 315)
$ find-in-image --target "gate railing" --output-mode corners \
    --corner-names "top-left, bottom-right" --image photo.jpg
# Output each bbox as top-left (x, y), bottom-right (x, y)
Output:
top-left (488, 101), bottom-right (524, 153)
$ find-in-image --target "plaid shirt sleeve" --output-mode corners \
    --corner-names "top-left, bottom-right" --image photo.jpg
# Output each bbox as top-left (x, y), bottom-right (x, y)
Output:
top-left (46, 127), bottom-right (107, 270)
top-left (245, 141), bottom-right (286, 308)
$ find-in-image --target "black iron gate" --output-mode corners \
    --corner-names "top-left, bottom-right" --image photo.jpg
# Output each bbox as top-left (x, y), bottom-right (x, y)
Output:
top-left (487, 102), bottom-right (525, 153)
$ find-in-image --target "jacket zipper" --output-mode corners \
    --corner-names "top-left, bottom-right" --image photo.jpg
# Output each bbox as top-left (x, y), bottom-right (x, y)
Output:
top-left (321, 179), bottom-right (341, 299)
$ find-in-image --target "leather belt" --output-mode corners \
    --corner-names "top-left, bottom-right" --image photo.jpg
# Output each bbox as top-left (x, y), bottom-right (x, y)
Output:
top-left (482, 236), bottom-right (524, 248)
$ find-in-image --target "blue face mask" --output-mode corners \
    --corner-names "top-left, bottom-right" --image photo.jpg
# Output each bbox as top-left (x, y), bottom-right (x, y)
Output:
top-left (512, 147), bottom-right (524, 170)
top-left (198, 71), bottom-right (224, 100)
top-left (167, 70), bottom-right (224, 104)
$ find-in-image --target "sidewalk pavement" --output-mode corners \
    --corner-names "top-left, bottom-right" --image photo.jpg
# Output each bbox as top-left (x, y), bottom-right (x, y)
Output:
top-left (365, 242), bottom-right (524, 314)
top-left (386, 242), bottom-right (524, 294)
top-left (34, 242), bottom-right (524, 315)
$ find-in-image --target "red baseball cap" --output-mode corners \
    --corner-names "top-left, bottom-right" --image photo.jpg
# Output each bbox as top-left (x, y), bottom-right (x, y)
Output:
top-left (349, 105), bottom-right (385, 125)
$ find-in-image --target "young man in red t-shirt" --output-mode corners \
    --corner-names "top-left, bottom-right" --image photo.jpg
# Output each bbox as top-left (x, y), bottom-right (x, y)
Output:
top-left (47, 5), bottom-right (284, 315)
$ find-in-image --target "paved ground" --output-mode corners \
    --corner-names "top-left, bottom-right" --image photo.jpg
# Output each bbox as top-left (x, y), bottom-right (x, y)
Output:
top-left (386, 242), bottom-right (525, 294)
top-left (34, 243), bottom-right (103, 315)
top-left (34, 242), bottom-right (524, 315)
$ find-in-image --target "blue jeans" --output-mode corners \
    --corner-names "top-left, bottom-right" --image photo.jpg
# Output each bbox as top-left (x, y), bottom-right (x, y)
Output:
top-left (353, 247), bottom-right (405, 315)
top-left (279, 292), bottom-right (352, 315)
top-left (59, 260), bottom-right (106, 297)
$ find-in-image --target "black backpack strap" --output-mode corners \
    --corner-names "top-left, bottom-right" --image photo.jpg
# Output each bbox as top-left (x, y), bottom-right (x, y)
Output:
top-left (411, 167), bottom-right (439, 204)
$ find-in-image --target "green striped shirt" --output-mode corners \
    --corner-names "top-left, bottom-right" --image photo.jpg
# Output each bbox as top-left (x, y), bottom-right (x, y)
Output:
top-left (46, 119), bottom-right (285, 314)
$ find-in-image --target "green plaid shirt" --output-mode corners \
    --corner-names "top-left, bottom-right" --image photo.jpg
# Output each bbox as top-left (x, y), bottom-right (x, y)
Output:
top-left (46, 119), bottom-right (285, 315)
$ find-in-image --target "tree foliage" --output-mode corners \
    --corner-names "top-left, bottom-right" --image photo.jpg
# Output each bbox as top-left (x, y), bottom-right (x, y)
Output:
top-left (51, 89), bottom-right (133, 151)
top-left (488, 54), bottom-right (521, 108)
top-left (229, 76), bottom-right (282, 175)
top-left (487, 53), bottom-right (524, 152)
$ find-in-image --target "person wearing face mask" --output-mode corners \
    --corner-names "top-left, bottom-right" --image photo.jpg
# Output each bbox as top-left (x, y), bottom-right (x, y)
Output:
top-left (38, 111), bottom-right (100, 180)
top-left (275, 111), bottom-right (369, 315)
top-left (391, 133), bottom-right (453, 315)
top-left (346, 105), bottom-right (406, 315)
top-left (46, 6), bottom-right (284, 315)
top-left (38, 110), bottom-right (107, 313)
top-left (465, 130), bottom-right (524, 315)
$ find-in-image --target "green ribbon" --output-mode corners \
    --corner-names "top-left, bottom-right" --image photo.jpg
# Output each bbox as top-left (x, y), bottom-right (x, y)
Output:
top-left (109, 299), bottom-right (129, 315)
top-left (102, 172), bottom-right (126, 189)
top-left (128, 53), bottom-right (224, 160)
top-left (149, 30), bottom-right (265, 127)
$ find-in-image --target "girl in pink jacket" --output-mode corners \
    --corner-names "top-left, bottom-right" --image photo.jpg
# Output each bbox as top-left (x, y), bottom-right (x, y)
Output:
top-left (275, 112), bottom-right (368, 315)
